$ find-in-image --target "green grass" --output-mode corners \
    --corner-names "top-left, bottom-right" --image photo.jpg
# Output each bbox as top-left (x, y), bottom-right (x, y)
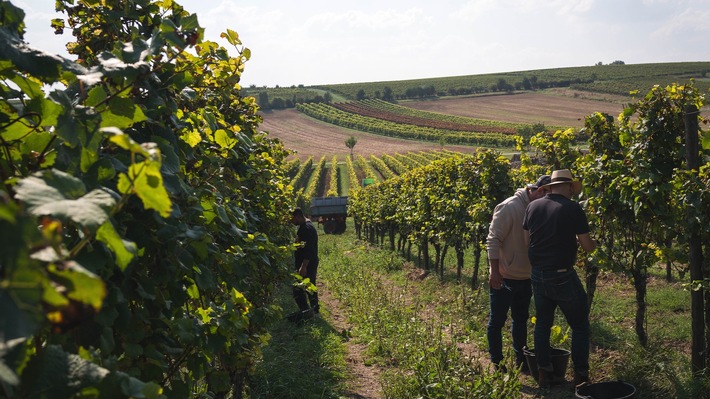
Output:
top-left (248, 287), bottom-right (349, 399)
top-left (337, 162), bottom-right (350, 196)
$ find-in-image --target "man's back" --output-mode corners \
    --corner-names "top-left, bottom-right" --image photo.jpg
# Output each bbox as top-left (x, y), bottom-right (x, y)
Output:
top-left (523, 193), bottom-right (588, 271)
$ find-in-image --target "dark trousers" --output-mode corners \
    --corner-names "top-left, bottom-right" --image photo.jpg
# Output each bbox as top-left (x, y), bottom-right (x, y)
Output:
top-left (487, 278), bottom-right (532, 364)
top-left (293, 263), bottom-right (319, 312)
top-left (531, 269), bottom-right (589, 374)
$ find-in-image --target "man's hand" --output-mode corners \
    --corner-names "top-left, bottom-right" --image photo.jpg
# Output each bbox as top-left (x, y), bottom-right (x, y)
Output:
top-left (489, 259), bottom-right (503, 290)
top-left (298, 262), bottom-right (308, 277)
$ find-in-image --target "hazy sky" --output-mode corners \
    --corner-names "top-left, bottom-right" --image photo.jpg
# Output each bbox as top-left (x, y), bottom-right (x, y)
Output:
top-left (18, 0), bottom-right (710, 87)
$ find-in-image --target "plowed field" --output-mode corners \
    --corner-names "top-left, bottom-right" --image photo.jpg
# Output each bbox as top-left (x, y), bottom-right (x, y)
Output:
top-left (259, 109), bottom-right (479, 160)
top-left (259, 89), bottom-right (628, 160)
top-left (402, 89), bottom-right (627, 126)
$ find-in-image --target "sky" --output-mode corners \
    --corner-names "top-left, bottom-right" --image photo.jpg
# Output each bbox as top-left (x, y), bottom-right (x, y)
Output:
top-left (17, 0), bottom-right (710, 88)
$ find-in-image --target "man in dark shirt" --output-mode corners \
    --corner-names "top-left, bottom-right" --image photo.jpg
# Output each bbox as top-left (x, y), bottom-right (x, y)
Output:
top-left (522, 169), bottom-right (596, 388)
top-left (291, 208), bottom-right (319, 315)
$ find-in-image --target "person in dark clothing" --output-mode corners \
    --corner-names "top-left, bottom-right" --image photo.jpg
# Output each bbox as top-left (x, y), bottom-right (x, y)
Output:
top-left (291, 208), bottom-right (319, 315)
top-left (522, 169), bottom-right (596, 389)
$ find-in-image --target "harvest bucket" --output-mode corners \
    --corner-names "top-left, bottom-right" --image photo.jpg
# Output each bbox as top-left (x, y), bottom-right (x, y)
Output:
top-left (523, 347), bottom-right (570, 382)
top-left (575, 380), bottom-right (636, 399)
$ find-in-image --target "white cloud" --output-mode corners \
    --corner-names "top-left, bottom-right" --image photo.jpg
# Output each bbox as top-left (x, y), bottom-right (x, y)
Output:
top-left (652, 8), bottom-right (710, 36)
top-left (18, 0), bottom-right (710, 87)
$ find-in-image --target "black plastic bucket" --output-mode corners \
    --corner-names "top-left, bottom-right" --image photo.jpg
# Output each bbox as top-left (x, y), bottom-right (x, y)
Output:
top-left (575, 380), bottom-right (636, 399)
top-left (523, 347), bottom-right (571, 382)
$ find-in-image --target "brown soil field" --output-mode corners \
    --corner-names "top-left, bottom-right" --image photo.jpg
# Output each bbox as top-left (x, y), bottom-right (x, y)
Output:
top-left (258, 109), bottom-right (480, 161)
top-left (402, 89), bottom-right (629, 127)
top-left (258, 89), bottom-right (629, 160)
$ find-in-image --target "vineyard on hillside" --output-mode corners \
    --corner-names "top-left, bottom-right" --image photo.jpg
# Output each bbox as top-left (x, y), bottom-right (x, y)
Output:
top-left (332, 99), bottom-right (521, 133)
top-left (296, 102), bottom-right (517, 147)
top-left (288, 150), bottom-right (458, 202)
top-left (314, 62), bottom-right (710, 99)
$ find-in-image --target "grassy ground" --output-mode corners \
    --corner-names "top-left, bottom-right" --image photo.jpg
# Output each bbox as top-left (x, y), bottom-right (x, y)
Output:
top-left (250, 223), bottom-right (710, 399)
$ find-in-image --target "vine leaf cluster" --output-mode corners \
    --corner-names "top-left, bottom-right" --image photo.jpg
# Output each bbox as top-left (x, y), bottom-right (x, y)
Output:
top-left (1, 1), bottom-right (295, 398)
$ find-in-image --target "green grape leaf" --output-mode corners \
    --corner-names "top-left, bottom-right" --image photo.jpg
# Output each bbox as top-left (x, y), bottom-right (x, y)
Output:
top-left (9, 74), bottom-right (43, 99)
top-left (0, 1), bottom-right (26, 36)
top-left (117, 160), bottom-right (172, 217)
top-left (49, 261), bottom-right (106, 311)
top-left (120, 39), bottom-right (149, 64)
top-left (180, 129), bottom-right (201, 147)
top-left (220, 29), bottom-right (241, 46)
top-left (0, 114), bottom-right (35, 141)
top-left (200, 199), bottom-right (216, 224)
top-left (96, 222), bottom-right (137, 271)
top-left (17, 345), bottom-right (162, 398)
top-left (26, 96), bottom-right (62, 127)
top-left (85, 85), bottom-right (108, 107)
top-left (0, 32), bottom-right (63, 80)
top-left (104, 128), bottom-right (159, 160)
top-left (102, 95), bottom-right (147, 129)
top-left (16, 345), bottom-right (107, 398)
top-left (180, 14), bottom-right (200, 31)
top-left (214, 129), bottom-right (236, 149)
top-left (80, 146), bottom-right (99, 173)
top-left (15, 172), bottom-right (117, 231)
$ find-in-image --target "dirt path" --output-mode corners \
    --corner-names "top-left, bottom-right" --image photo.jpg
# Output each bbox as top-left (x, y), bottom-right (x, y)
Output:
top-left (320, 260), bottom-right (579, 399)
top-left (318, 285), bottom-right (384, 399)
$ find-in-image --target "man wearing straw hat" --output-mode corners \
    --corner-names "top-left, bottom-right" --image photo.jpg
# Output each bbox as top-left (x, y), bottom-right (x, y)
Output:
top-left (522, 169), bottom-right (597, 389)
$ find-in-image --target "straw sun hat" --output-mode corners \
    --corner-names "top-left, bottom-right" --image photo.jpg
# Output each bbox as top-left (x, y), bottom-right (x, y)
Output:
top-left (541, 169), bottom-right (582, 195)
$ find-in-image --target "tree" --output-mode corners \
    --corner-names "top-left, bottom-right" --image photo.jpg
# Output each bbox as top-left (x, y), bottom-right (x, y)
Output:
top-left (382, 86), bottom-right (394, 102)
top-left (345, 136), bottom-right (358, 158)
top-left (356, 89), bottom-right (366, 100)
top-left (258, 91), bottom-right (271, 109)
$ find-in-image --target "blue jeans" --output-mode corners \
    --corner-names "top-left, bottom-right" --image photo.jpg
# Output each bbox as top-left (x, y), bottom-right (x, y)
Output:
top-left (531, 269), bottom-right (589, 374)
top-left (487, 278), bottom-right (532, 364)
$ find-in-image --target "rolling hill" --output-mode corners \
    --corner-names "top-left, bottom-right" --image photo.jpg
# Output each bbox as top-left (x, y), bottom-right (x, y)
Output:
top-left (259, 88), bottom-right (629, 159)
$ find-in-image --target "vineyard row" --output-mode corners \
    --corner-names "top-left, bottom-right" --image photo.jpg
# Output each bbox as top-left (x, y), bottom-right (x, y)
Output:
top-left (295, 102), bottom-right (517, 147)
top-left (286, 150), bottom-right (457, 202)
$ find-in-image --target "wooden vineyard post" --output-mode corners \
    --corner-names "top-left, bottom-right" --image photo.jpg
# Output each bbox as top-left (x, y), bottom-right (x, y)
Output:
top-left (684, 104), bottom-right (705, 377)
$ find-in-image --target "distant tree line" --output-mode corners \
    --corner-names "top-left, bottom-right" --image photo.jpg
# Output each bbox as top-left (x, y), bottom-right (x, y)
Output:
top-left (249, 70), bottom-right (606, 109)
top-left (254, 90), bottom-right (333, 110)
top-left (354, 75), bottom-right (596, 102)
